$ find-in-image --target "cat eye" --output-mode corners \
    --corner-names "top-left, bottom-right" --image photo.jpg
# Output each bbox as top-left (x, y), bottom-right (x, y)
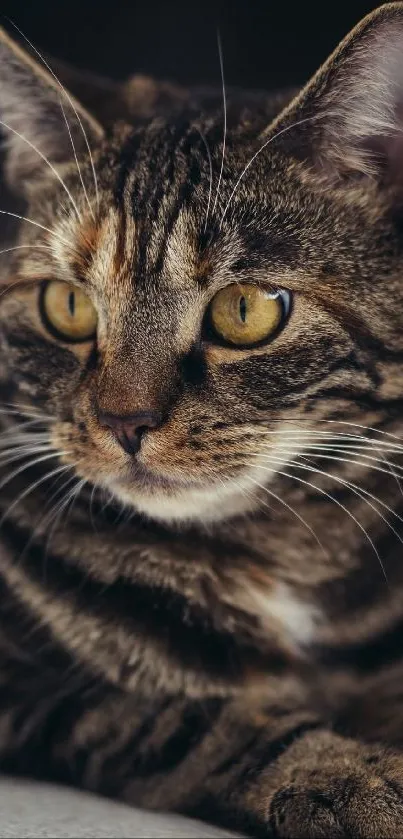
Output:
top-left (207, 283), bottom-right (291, 347)
top-left (39, 281), bottom-right (97, 343)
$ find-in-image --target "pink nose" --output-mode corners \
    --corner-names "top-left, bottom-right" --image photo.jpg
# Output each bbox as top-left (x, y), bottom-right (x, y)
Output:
top-left (99, 411), bottom-right (161, 455)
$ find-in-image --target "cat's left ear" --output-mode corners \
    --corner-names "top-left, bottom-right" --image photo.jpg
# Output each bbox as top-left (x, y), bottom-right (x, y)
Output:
top-left (0, 26), bottom-right (104, 195)
top-left (268, 3), bottom-right (403, 187)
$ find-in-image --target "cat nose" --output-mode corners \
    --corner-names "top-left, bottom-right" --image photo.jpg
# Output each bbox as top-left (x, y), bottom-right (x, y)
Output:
top-left (98, 411), bottom-right (161, 455)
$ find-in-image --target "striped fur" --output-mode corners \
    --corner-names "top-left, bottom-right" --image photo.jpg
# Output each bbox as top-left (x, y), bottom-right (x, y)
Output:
top-left (1, 5), bottom-right (403, 836)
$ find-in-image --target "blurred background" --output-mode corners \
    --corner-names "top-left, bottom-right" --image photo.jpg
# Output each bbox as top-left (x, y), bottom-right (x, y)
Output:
top-left (0, 1), bottom-right (388, 91)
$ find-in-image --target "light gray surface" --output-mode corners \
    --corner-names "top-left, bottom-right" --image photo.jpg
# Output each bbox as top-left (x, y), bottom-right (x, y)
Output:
top-left (0, 776), bottom-right (241, 838)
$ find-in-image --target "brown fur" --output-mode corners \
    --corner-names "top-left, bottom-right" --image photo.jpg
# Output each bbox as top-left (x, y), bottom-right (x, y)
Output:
top-left (1, 5), bottom-right (403, 836)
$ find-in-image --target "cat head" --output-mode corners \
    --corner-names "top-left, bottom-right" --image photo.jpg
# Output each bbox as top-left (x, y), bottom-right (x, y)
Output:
top-left (1, 5), bottom-right (403, 526)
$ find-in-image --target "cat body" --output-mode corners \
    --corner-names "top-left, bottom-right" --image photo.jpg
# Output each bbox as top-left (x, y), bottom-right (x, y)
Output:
top-left (0, 6), bottom-right (403, 836)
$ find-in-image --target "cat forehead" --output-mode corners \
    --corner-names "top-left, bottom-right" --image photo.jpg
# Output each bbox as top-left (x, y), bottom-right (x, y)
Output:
top-left (73, 208), bottom-right (240, 293)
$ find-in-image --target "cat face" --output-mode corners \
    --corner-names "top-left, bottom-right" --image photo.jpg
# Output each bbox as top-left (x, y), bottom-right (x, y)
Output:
top-left (1, 6), bottom-right (403, 525)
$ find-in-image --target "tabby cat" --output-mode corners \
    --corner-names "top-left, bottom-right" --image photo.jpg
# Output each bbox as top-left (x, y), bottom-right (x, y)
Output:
top-left (1, 4), bottom-right (403, 836)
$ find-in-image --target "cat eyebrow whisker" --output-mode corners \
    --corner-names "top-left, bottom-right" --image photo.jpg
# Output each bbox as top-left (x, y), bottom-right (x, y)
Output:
top-left (7, 19), bottom-right (100, 209)
top-left (211, 31), bottom-right (227, 222)
top-left (0, 119), bottom-right (82, 222)
top-left (59, 99), bottom-right (95, 222)
top-left (0, 210), bottom-right (71, 249)
top-left (195, 128), bottom-right (213, 233)
top-left (219, 110), bottom-right (336, 228)
top-left (0, 244), bottom-right (53, 261)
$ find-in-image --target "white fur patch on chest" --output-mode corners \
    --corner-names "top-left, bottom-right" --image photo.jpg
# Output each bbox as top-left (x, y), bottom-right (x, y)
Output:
top-left (243, 581), bottom-right (321, 649)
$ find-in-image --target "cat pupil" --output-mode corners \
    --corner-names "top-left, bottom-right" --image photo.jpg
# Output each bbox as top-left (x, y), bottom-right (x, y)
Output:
top-left (239, 296), bottom-right (247, 323)
top-left (68, 291), bottom-right (75, 317)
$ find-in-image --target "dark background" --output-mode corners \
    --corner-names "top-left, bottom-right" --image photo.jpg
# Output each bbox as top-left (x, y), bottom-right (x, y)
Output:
top-left (0, 1), bottom-right (387, 91)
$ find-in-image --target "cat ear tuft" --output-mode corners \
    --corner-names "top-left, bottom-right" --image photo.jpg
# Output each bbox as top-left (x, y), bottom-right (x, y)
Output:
top-left (0, 26), bottom-right (104, 196)
top-left (269, 3), bottom-right (403, 187)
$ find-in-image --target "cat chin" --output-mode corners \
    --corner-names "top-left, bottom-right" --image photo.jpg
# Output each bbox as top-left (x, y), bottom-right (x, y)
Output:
top-left (106, 475), bottom-right (261, 525)
top-left (101, 455), bottom-right (295, 525)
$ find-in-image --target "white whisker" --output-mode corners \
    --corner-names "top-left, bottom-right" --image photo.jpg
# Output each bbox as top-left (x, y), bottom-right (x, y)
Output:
top-left (89, 483), bottom-right (98, 533)
top-left (0, 210), bottom-right (71, 248)
top-left (272, 443), bottom-right (403, 476)
top-left (220, 111), bottom-right (336, 228)
top-left (255, 452), bottom-right (403, 531)
top-left (269, 417), bottom-right (403, 445)
top-left (42, 474), bottom-right (83, 564)
top-left (0, 402), bottom-right (55, 421)
top-left (0, 244), bottom-right (53, 260)
top-left (226, 471), bottom-right (327, 556)
top-left (59, 100), bottom-right (95, 221)
top-left (0, 450), bottom-right (63, 496)
top-left (249, 461), bottom-right (388, 581)
top-left (8, 20), bottom-right (100, 208)
top-left (0, 118), bottom-right (81, 221)
top-left (211, 31), bottom-right (227, 220)
top-left (0, 462), bottom-right (70, 527)
top-left (195, 128), bottom-right (213, 232)
top-left (13, 467), bottom-right (77, 571)
top-left (252, 428), bottom-right (403, 454)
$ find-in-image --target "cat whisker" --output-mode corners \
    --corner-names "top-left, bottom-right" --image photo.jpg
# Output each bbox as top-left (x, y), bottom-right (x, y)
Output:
top-left (254, 451), bottom-right (403, 530)
top-left (0, 118), bottom-right (82, 221)
top-left (8, 20), bottom-right (100, 208)
top-left (247, 460), bottom-right (388, 581)
top-left (255, 451), bottom-right (403, 572)
top-left (224, 470), bottom-right (327, 556)
top-left (195, 128), bottom-right (213, 233)
top-left (0, 450), bottom-right (64, 496)
top-left (42, 474), bottom-right (84, 567)
top-left (0, 402), bottom-right (56, 421)
top-left (220, 111), bottom-right (337, 228)
top-left (252, 428), bottom-right (403, 454)
top-left (271, 443), bottom-right (403, 476)
top-left (0, 419), bottom-right (50, 438)
top-left (10, 465), bottom-right (77, 575)
top-left (89, 483), bottom-right (98, 533)
top-left (211, 31), bottom-right (227, 220)
top-left (0, 461), bottom-right (70, 528)
top-left (268, 416), bottom-right (403, 445)
top-left (0, 210), bottom-right (71, 248)
top-left (378, 448), bottom-right (403, 500)
top-left (0, 244), bottom-right (53, 261)
top-left (0, 445), bottom-right (52, 467)
top-left (59, 100), bottom-right (95, 221)
top-left (0, 432), bottom-right (52, 449)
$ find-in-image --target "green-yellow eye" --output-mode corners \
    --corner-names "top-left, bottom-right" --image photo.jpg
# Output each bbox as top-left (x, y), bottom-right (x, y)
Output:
top-left (40, 281), bottom-right (97, 343)
top-left (208, 283), bottom-right (291, 347)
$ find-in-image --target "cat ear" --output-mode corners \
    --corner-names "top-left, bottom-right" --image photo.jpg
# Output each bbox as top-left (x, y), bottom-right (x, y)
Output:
top-left (268, 3), bottom-right (403, 187)
top-left (0, 26), bottom-right (104, 195)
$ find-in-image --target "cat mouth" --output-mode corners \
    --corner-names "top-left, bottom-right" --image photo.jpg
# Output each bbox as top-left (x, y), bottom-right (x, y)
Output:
top-left (118, 460), bottom-right (199, 492)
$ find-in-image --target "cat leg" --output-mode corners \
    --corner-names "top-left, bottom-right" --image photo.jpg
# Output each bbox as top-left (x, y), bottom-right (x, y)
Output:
top-left (198, 728), bottom-right (403, 838)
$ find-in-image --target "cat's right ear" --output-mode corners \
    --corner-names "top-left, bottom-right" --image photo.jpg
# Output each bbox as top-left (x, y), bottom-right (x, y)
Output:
top-left (0, 27), bottom-right (104, 196)
top-left (265, 2), bottom-right (403, 190)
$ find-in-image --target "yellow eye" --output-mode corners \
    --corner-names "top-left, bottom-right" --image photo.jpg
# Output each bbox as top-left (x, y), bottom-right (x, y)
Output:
top-left (208, 283), bottom-right (291, 347)
top-left (40, 281), bottom-right (97, 343)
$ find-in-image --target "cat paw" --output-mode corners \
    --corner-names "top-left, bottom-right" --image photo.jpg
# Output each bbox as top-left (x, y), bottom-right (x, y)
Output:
top-left (267, 757), bottom-right (403, 838)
